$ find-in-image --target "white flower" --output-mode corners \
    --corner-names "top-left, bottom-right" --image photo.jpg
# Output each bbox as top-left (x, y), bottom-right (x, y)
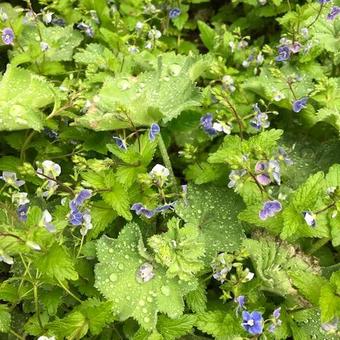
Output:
top-left (1, 171), bottom-right (25, 187)
top-left (148, 28), bottom-right (161, 40)
top-left (244, 269), bottom-right (255, 281)
top-left (242, 60), bottom-right (249, 68)
top-left (212, 121), bottom-right (231, 135)
top-left (37, 160), bottom-right (61, 179)
top-left (80, 211), bottom-right (93, 236)
top-left (128, 45), bottom-right (139, 54)
top-left (145, 41), bottom-right (153, 49)
top-left (38, 336), bottom-right (56, 340)
top-left (149, 164), bottom-right (170, 179)
top-left (40, 41), bottom-right (49, 52)
top-left (42, 11), bottom-right (53, 24)
top-left (40, 210), bottom-right (56, 233)
top-left (135, 21), bottom-right (144, 31)
top-left (12, 192), bottom-right (30, 206)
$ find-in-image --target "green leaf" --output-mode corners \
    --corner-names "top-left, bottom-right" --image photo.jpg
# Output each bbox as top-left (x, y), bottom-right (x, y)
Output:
top-left (0, 65), bottom-right (55, 131)
top-left (48, 311), bottom-right (89, 339)
top-left (157, 314), bottom-right (196, 340)
top-left (148, 217), bottom-right (205, 281)
top-left (75, 54), bottom-right (201, 130)
top-left (197, 21), bottom-right (216, 51)
top-left (243, 238), bottom-right (315, 296)
top-left (102, 184), bottom-right (132, 221)
top-left (319, 283), bottom-right (340, 323)
top-left (35, 243), bottom-right (78, 282)
top-left (175, 184), bottom-right (245, 262)
top-left (196, 311), bottom-right (241, 339)
top-left (281, 172), bottom-right (329, 240)
top-left (75, 298), bottom-right (114, 335)
top-left (0, 304), bottom-right (11, 333)
top-left (94, 223), bottom-right (196, 330)
top-left (185, 283), bottom-right (207, 313)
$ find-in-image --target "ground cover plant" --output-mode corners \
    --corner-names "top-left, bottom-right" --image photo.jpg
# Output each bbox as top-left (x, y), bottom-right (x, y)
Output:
top-left (0, 0), bottom-right (339, 339)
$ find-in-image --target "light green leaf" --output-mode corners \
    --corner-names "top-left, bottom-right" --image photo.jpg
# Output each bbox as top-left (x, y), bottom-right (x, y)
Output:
top-left (175, 184), bottom-right (245, 262)
top-left (157, 314), bottom-right (196, 340)
top-left (94, 223), bottom-right (196, 330)
top-left (0, 304), bottom-right (11, 333)
top-left (0, 65), bottom-right (55, 131)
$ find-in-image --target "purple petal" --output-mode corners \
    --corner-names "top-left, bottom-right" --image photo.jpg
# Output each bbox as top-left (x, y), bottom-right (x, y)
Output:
top-left (256, 174), bottom-right (271, 186)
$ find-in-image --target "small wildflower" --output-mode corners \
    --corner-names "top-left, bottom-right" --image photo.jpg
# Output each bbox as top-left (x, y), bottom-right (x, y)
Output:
top-left (37, 160), bottom-right (61, 179)
top-left (268, 160), bottom-right (281, 185)
top-left (235, 295), bottom-right (246, 314)
top-left (211, 252), bottom-right (233, 283)
top-left (69, 209), bottom-right (84, 226)
top-left (149, 164), bottom-right (169, 182)
top-left (259, 200), bottom-right (282, 220)
top-left (145, 41), bottom-right (153, 49)
top-left (40, 209), bottom-right (56, 233)
top-left (154, 203), bottom-right (175, 213)
top-left (269, 307), bottom-right (282, 333)
top-left (42, 11), bottom-right (53, 24)
top-left (51, 17), bottom-right (65, 27)
top-left (17, 203), bottom-right (29, 222)
top-left (149, 123), bottom-right (160, 141)
top-left (213, 121), bottom-right (232, 135)
top-left (148, 28), bottom-right (161, 40)
top-left (228, 169), bottom-right (247, 188)
top-left (37, 336), bottom-right (56, 340)
top-left (74, 189), bottom-right (92, 206)
top-left (135, 21), bottom-right (144, 31)
top-left (128, 45), bottom-right (139, 54)
top-left (222, 75), bottom-right (236, 92)
top-left (200, 113), bottom-right (217, 136)
top-left (169, 8), bottom-right (181, 19)
top-left (40, 41), bottom-right (49, 52)
top-left (131, 203), bottom-right (155, 218)
top-left (250, 103), bottom-right (270, 130)
top-left (77, 23), bottom-right (94, 37)
top-left (255, 161), bottom-right (271, 186)
top-left (318, 0), bottom-right (331, 4)
top-left (242, 311), bottom-right (264, 335)
top-left (321, 318), bottom-right (338, 333)
top-left (1, 171), bottom-right (25, 187)
top-left (277, 147), bottom-right (293, 165)
top-left (12, 192), bottom-right (30, 206)
top-left (244, 269), bottom-right (255, 282)
top-left (0, 9), bottom-right (8, 21)
top-left (275, 45), bottom-right (290, 62)
top-left (292, 97), bottom-right (308, 113)
top-left (112, 136), bottom-right (127, 150)
top-left (327, 6), bottom-right (340, 20)
top-left (80, 211), bottom-right (92, 236)
top-left (302, 211), bottom-right (316, 227)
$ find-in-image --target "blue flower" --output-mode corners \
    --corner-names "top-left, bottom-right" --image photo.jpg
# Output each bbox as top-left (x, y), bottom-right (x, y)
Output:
top-left (1, 171), bottom-right (25, 188)
top-left (269, 307), bottom-right (282, 333)
top-left (200, 114), bottom-right (217, 136)
top-left (259, 200), bottom-right (282, 220)
top-left (327, 6), bottom-right (340, 20)
top-left (255, 161), bottom-right (271, 186)
top-left (169, 8), bottom-right (181, 19)
top-left (131, 203), bottom-right (155, 218)
top-left (113, 136), bottom-right (127, 150)
top-left (250, 103), bottom-right (270, 130)
top-left (319, 0), bottom-right (331, 4)
top-left (149, 123), bottom-right (160, 141)
top-left (2, 27), bottom-right (14, 45)
top-left (275, 45), bottom-right (290, 62)
top-left (302, 211), bottom-right (316, 227)
top-left (154, 203), bottom-right (175, 212)
top-left (17, 203), bottom-right (29, 222)
top-left (235, 295), bottom-right (246, 314)
top-left (74, 189), bottom-right (92, 206)
top-left (51, 17), bottom-right (65, 27)
top-left (77, 23), bottom-right (94, 37)
top-left (292, 97), bottom-right (308, 113)
top-left (69, 208), bottom-right (84, 226)
top-left (242, 311), bottom-right (264, 335)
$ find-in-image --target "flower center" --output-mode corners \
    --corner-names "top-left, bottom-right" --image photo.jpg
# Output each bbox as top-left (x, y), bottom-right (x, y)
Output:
top-left (247, 319), bottom-right (255, 326)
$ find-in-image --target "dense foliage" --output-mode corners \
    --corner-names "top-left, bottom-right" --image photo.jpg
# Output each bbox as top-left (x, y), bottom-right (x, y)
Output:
top-left (0, 0), bottom-right (340, 339)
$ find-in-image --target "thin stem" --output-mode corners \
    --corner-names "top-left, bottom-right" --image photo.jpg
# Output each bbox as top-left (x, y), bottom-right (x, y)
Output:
top-left (57, 279), bottom-right (82, 303)
top-left (157, 133), bottom-right (178, 193)
top-left (306, 3), bottom-right (324, 29)
top-left (315, 202), bottom-right (336, 215)
top-left (287, 81), bottom-right (297, 100)
top-left (221, 97), bottom-right (244, 139)
top-left (10, 329), bottom-right (25, 340)
top-left (308, 237), bottom-right (330, 255)
top-left (20, 130), bottom-right (36, 162)
top-left (76, 234), bottom-right (85, 258)
top-left (36, 171), bottom-right (74, 195)
top-left (33, 284), bottom-right (44, 330)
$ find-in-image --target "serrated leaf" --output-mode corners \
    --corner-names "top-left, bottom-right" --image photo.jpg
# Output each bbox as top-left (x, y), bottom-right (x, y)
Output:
top-left (94, 223), bottom-right (196, 330)
top-left (175, 184), bottom-right (245, 262)
top-left (75, 55), bottom-right (201, 131)
top-left (148, 218), bottom-right (205, 281)
top-left (157, 314), bottom-right (196, 340)
top-left (35, 243), bottom-right (78, 282)
top-left (0, 65), bottom-right (55, 131)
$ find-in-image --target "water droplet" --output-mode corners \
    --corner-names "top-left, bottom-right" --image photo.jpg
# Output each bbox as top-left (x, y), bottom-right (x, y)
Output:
top-left (108, 249), bottom-right (113, 253)
top-left (139, 300), bottom-right (145, 306)
top-left (161, 285), bottom-right (170, 296)
top-left (144, 317), bottom-right (150, 323)
top-left (109, 273), bottom-right (118, 282)
top-left (136, 262), bottom-right (155, 283)
top-left (118, 263), bottom-right (124, 270)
